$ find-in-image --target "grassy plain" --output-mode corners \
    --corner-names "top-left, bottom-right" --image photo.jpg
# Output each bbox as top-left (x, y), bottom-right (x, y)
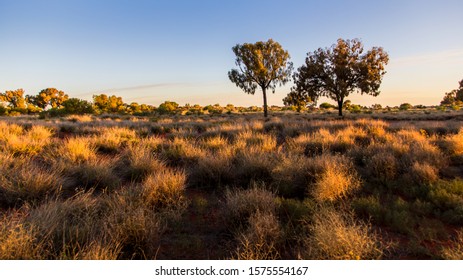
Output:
top-left (1, 110), bottom-right (463, 259)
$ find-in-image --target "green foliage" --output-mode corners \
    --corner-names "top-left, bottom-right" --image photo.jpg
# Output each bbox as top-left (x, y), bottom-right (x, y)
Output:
top-left (0, 89), bottom-right (27, 110)
top-left (282, 90), bottom-right (313, 112)
top-left (62, 98), bottom-right (94, 115)
top-left (93, 94), bottom-right (126, 113)
top-left (399, 103), bottom-right (413, 111)
top-left (427, 180), bottom-right (463, 225)
top-left (228, 39), bottom-right (293, 117)
top-left (27, 88), bottom-right (69, 110)
top-left (440, 79), bottom-right (463, 106)
top-left (128, 102), bottom-right (155, 116)
top-left (157, 101), bottom-right (179, 115)
top-left (319, 102), bottom-right (335, 109)
top-left (0, 104), bottom-right (8, 116)
top-left (371, 104), bottom-right (382, 110)
top-left (349, 104), bottom-right (362, 113)
top-left (291, 38), bottom-right (389, 116)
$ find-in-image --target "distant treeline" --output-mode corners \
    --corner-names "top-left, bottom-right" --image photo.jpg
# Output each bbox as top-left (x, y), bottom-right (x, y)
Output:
top-left (0, 87), bottom-right (461, 118)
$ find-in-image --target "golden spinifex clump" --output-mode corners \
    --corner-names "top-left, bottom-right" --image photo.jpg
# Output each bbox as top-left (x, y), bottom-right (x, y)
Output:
top-left (304, 207), bottom-right (383, 260)
top-left (228, 39), bottom-right (293, 117)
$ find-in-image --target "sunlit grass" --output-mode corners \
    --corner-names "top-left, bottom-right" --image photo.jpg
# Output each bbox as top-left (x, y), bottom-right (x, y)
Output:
top-left (1, 113), bottom-right (463, 259)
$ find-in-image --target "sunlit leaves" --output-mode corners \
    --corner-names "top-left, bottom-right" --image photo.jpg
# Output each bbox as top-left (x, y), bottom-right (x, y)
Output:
top-left (93, 94), bottom-right (126, 113)
top-left (290, 38), bottom-right (389, 116)
top-left (228, 39), bottom-right (293, 117)
top-left (440, 79), bottom-right (463, 106)
top-left (0, 89), bottom-right (27, 110)
top-left (28, 88), bottom-right (69, 109)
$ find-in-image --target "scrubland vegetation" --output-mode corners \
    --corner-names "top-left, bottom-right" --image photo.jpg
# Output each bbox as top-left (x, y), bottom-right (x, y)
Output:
top-left (2, 111), bottom-right (463, 259)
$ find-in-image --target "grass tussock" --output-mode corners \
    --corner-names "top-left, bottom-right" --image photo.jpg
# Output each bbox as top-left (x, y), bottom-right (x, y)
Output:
top-left (141, 168), bottom-right (187, 210)
top-left (118, 142), bottom-right (165, 182)
top-left (441, 230), bottom-right (463, 260)
top-left (93, 126), bottom-right (137, 154)
top-left (233, 210), bottom-right (282, 260)
top-left (0, 154), bottom-right (64, 206)
top-left (224, 184), bottom-right (277, 225)
top-left (0, 212), bottom-right (43, 259)
top-left (310, 155), bottom-right (361, 202)
top-left (0, 123), bottom-right (52, 156)
top-left (59, 137), bottom-right (96, 163)
top-left (304, 207), bottom-right (383, 260)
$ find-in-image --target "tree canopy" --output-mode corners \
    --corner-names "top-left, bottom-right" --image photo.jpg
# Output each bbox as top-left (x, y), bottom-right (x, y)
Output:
top-left (0, 89), bottom-right (27, 111)
top-left (441, 79), bottom-right (463, 106)
top-left (93, 94), bottom-right (125, 113)
top-left (27, 88), bottom-right (69, 109)
top-left (228, 39), bottom-right (293, 117)
top-left (283, 90), bottom-right (314, 112)
top-left (289, 38), bottom-right (389, 116)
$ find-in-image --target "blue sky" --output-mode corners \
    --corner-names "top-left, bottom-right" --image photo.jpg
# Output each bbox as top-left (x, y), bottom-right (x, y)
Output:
top-left (1, 0), bottom-right (462, 107)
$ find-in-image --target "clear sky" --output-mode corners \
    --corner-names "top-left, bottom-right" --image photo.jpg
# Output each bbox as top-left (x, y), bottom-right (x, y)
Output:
top-left (1, 0), bottom-right (462, 107)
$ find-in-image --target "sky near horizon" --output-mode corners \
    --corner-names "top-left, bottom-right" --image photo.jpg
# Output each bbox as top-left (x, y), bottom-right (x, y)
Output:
top-left (1, 0), bottom-right (462, 107)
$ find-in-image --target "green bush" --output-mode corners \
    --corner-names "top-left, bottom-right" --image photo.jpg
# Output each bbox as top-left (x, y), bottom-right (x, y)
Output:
top-left (399, 103), bottom-right (413, 111)
top-left (157, 101), bottom-right (179, 115)
top-left (62, 98), bottom-right (94, 115)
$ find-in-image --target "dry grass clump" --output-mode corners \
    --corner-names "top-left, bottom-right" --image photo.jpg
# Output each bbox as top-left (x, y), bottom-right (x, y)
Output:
top-left (441, 230), bottom-right (463, 260)
top-left (141, 168), bottom-right (187, 210)
top-left (26, 192), bottom-right (102, 258)
top-left (0, 212), bottom-right (43, 259)
top-left (331, 126), bottom-right (366, 153)
top-left (104, 189), bottom-right (164, 259)
top-left (159, 137), bottom-right (206, 165)
top-left (78, 239), bottom-right (123, 260)
top-left (304, 207), bottom-right (383, 260)
top-left (93, 126), bottom-right (137, 154)
top-left (438, 129), bottom-right (463, 160)
top-left (118, 142), bottom-right (165, 182)
top-left (199, 135), bottom-right (229, 152)
top-left (303, 129), bottom-right (333, 156)
top-left (59, 137), bottom-right (96, 163)
top-left (395, 129), bottom-right (445, 168)
top-left (272, 154), bottom-right (312, 198)
top-left (65, 115), bottom-right (94, 123)
top-left (189, 149), bottom-right (234, 188)
top-left (409, 162), bottom-right (439, 185)
top-left (0, 123), bottom-right (52, 156)
top-left (233, 210), bottom-right (282, 260)
top-left (366, 146), bottom-right (399, 182)
top-left (65, 156), bottom-right (121, 192)
top-left (233, 145), bottom-right (277, 185)
top-left (309, 155), bottom-right (361, 202)
top-left (0, 154), bottom-right (64, 206)
top-left (224, 184), bottom-right (277, 226)
top-left (237, 130), bottom-right (277, 153)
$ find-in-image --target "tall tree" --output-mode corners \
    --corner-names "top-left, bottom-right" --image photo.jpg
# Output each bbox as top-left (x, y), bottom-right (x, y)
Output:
top-left (0, 89), bottom-right (27, 110)
top-left (290, 38), bottom-right (389, 116)
top-left (440, 78), bottom-right (463, 106)
top-left (228, 39), bottom-right (293, 117)
top-left (28, 88), bottom-right (69, 109)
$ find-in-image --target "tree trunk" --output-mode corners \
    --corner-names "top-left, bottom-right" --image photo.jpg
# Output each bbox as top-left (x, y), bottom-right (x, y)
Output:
top-left (337, 98), bottom-right (344, 117)
top-left (262, 86), bottom-right (268, 118)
